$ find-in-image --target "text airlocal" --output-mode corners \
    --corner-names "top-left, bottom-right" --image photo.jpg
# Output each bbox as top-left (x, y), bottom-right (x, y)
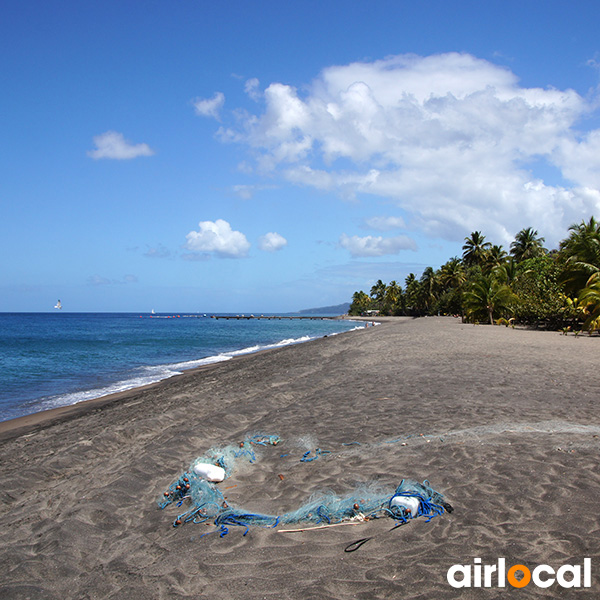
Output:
top-left (447, 558), bottom-right (591, 589)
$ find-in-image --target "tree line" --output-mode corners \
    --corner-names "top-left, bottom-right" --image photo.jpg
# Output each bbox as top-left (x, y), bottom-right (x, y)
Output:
top-left (349, 217), bottom-right (600, 334)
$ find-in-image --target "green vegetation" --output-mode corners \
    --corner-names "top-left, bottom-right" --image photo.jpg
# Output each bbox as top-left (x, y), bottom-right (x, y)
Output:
top-left (348, 218), bottom-right (600, 334)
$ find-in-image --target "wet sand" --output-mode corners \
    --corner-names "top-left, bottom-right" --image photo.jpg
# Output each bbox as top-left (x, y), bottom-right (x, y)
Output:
top-left (1, 316), bottom-right (599, 599)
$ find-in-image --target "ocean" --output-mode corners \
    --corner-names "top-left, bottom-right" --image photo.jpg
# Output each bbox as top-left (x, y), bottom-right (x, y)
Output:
top-left (0, 312), bottom-right (364, 423)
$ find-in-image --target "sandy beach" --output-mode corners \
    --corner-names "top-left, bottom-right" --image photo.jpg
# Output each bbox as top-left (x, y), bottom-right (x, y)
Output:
top-left (1, 316), bottom-right (599, 599)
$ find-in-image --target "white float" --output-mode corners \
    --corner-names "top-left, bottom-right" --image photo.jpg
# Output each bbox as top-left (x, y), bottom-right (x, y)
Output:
top-left (193, 462), bottom-right (226, 482)
top-left (390, 495), bottom-right (420, 517)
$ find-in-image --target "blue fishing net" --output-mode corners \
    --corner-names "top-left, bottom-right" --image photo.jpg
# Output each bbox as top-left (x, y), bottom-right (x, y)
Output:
top-left (158, 433), bottom-right (452, 538)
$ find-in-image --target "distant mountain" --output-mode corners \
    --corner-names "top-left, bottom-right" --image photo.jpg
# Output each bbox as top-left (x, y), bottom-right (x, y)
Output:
top-left (298, 302), bottom-right (350, 315)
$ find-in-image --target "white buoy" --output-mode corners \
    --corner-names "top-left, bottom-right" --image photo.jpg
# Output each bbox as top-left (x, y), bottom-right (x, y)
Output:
top-left (390, 495), bottom-right (420, 517)
top-left (193, 462), bottom-right (226, 482)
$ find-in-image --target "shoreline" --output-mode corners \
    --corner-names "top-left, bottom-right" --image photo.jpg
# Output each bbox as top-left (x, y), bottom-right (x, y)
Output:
top-left (0, 316), bottom-right (364, 439)
top-left (0, 317), bottom-right (368, 442)
top-left (2, 316), bottom-right (598, 599)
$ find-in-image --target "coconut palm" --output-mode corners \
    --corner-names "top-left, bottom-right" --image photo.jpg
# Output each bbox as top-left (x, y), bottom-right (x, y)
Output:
top-left (383, 280), bottom-right (403, 314)
top-left (439, 258), bottom-right (466, 291)
top-left (349, 291), bottom-right (371, 315)
top-left (510, 227), bottom-right (547, 262)
top-left (579, 272), bottom-right (600, 333)
top-left (369, 279), bottom-right (387, 309)
top-left (419, 267), bottom-right (439, 313)
top-left (463, 274), bottom-right (517, 325)
top-left (462, 231), bottom-right (492, 267)
top-left (483, 244), bottom-right (508, 273)
top-left (493, 257), bottom-right (518, 286)
top-left (404, 273), bottom-right (420, 313)
top-left (559, 217), bottom-right (600, 293)
top-left (437, 258), bottom-right (467, 317)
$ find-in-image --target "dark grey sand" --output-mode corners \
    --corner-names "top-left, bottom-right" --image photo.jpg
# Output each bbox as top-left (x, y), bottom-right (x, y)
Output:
top-left (1, 316), bottom-right (599, 599)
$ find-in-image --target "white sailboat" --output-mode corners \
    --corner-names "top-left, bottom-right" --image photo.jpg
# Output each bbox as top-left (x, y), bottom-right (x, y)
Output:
top-left (54, 299), bottom-right (62, 310)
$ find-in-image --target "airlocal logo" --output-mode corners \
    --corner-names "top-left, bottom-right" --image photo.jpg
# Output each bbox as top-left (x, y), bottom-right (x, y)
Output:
top-left (447, 558), bottom-right (592, 589)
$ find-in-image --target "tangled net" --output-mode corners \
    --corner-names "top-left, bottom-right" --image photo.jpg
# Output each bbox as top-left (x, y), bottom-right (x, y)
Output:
top-left (158, 433), bottom-right (452, 538)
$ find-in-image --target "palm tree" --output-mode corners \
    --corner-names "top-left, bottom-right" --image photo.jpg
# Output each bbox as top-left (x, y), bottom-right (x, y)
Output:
top-left (559, 217), bottom-right (600, 294)
top-left (404, 273), bottom-right (420, 313)
top-left (349, 290), bottom-right (371, 315)
top-left (579, 272), bottom-right (600, 333)
top-left (462, 231), bottom-right (492, 267)
top-left (438, 258), bottom-right (467, 317)
top-left (463, 274), bottom-right (517, 325)
top-left (351, 291), bottom-right (368, 312)
top-left (369, 279), bottom-right (387, 309)
top-left (383, 280), bottom-right (403, 314)
top-left (483, 244), bottom-right (508, 273)
top-left (493, 257), bottom-right (518, 286)
top-left (439, 258), bottom-right (466, 291)
top-left (510, 227), bottom-right (546, 262)
top-left (419, 267), bottom-right (439, 313)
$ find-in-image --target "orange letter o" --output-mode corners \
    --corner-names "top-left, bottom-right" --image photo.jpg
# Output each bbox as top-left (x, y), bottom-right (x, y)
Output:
top-left (507, 564), bottom-right (531, 588)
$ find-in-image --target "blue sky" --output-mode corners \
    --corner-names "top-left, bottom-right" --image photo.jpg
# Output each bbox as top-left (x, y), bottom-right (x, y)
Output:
top-left (2, 1), bottom-right (600, 312)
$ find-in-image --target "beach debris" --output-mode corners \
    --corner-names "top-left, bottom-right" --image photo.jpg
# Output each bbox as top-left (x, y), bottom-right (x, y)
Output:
top-left (159, 433), bottom-right (453, 542)
top-left (390, 494), bottom-right (420, 517)
top-left (192, 463), bottom-right (226, 482)
top-left (344, 486), bottom-right (455, 553)
top-left (278, 521), bottom-right (364, 533)
top-left (300, 448), bottom-right (330, 462)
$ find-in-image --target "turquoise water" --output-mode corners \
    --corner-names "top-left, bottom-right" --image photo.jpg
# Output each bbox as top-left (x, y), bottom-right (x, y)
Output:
top-left (0, 313), bottom-right (363, 422)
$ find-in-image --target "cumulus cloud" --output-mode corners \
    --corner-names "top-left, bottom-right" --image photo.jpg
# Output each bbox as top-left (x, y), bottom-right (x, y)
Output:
top-left (339, 233), bottom-right (417, 257)
top-left (184, 219), bottom-right (250, 258)
top-left (258, 232), bottom-right (287, 252)
top-left (88, 131), bottom-right (154, 160)
top-left (193, 92), bottom-right (225, 119)
top-left (217, 52), bottom-right (600, 246)
top-left (555, 130), bottom-right (600, 189)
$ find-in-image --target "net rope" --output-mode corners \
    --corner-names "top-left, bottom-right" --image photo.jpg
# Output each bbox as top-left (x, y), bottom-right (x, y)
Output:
top-left (158, 433), bottom-right (452, 538)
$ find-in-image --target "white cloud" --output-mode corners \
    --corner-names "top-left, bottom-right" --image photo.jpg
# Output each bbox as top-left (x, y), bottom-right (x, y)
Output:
top-left (339, 233), bottom-right (417, 257)
top-left (231, 184), bottom-right (255, 200)
top-left (258, 232), bottom-right (287, 252)
top-left (193, 92), bottom-right (225, 119)
top-left (184, 219), bottom-right (250, 258)
top-left (364, 216), bottom-right (407, 231)
top-left (555, 130), bottom-right (600, 189)
top-left (231, 183), bottom-right (276, 199)
top-left (245, 78), bottom-right (261, 101)
top-left (87, 131), bottom-right (154, 160)
top-left (218, 52), bottom-right (600, 247)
